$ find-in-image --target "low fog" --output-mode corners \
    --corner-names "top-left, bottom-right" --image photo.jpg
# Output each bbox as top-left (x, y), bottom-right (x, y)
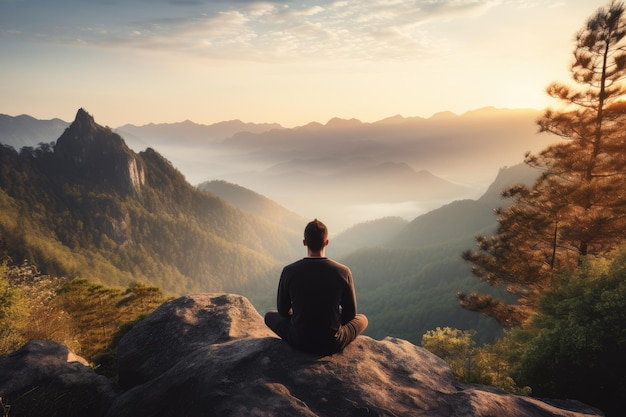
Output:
top-left (117, 107), bottom-right (555, 233)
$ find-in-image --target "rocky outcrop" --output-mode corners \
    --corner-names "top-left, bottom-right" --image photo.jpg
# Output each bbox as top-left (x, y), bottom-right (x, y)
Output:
top-left (0, 340), bottom-right (119, 417)
top-left (116, 293), bottom-right (273, 389)
top-left (54, 108), bottom-right (145, 196)
top-left (0, 294), bottom-right (604, 417)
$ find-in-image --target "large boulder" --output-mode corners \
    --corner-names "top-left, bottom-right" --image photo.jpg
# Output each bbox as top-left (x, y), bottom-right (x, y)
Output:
top-left (0, 339), bottom-right (119, 417)
top-left (0, 293), bottom-right (605, 417)
top-left (116, 293), bottom-right (274, 388)
top-left (107, 293), bottom-right (603, 417)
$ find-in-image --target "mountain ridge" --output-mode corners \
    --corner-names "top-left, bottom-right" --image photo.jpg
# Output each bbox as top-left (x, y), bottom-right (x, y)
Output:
top-left (0, 106), bottom-right (542, 148)
top-left (0, 109), bottom-right (302, 300)
top-left (197, 179), bottom-right (308, 233)
top-left (389, 163), bottom-right (540, 248)
top-left (0, 113), bottom-right (69, 149)
top-left (116, 118), bottom-right (284, 151)
top-left (201, 107), bottom-right (550, 229)
top-left (54, 108), bottom-right (146, 197)
top-left (0, 107), bottom-right (552, 347)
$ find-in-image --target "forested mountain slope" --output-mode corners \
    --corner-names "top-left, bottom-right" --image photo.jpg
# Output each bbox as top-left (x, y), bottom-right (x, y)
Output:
top-left (0, 109), bottom-right (301, 301)
top-left (0, 108), bottom-right (544, 347)
top-left (0, 108), bottom-right (553, 232)
top-left (329, 217), bottom-right (409, 258)
top-left (390, 163), bottom-right (539, 248)
top-left (341, 164), bottom-right (540, 344)
top-left (197, 180), bottom-right (308, 233)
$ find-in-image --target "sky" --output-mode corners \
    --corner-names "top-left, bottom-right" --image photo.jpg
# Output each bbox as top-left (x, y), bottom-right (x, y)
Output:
top-left (0, 0), bottom-right (611, 128)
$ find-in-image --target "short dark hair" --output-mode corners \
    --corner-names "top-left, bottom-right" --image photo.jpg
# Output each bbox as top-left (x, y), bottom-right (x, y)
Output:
top-left (304, 219), bottom-right (328, 251)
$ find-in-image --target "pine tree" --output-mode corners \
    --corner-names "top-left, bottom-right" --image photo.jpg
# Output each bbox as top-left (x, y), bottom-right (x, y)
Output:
top-left (535, 0), bottom-right (626, 258)
top-left (461, 1), bottom-right (626, 327)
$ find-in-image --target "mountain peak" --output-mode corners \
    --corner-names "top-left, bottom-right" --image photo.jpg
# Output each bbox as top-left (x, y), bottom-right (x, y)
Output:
top-left (75, 107), bottom-right (94, 124)
top-left (55, 109), bottom-right (145, 196)
top-left (68, 108), bottom-right (99, 136)
top-left (59, 108), bottom-right (108, 144)
top-left (325, 117), bottom-right (362, 128)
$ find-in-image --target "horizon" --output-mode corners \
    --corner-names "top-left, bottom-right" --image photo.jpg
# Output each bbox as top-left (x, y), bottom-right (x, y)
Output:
top-left (1, 104), bottom-right (539, 128)
top-left (0, 0), bottom-right (608, 128)
top-left (0, 105), bottom-right (549, 234)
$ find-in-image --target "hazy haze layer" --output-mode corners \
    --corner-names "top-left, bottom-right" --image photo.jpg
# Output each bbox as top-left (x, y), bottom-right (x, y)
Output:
top-left (117, 107), bottom-right (556, 231)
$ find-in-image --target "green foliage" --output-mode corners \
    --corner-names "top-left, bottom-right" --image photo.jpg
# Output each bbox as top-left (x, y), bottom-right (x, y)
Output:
top-left (0, 129), bottom-right (298, 299)
top-left (0, 261), bottom-right (78, 354)
top-left (473, 333), bottom-right (532, 395)
top-left (509, 249), bottom-right (626, 412)
top-left (345, 239), bottom-right (505, 345)
top-left (0, 262), bottom-right (29, 353)
top-left (439, 247), bottom-right (626, 412)
top-left (55, 278), bottom-right (167, 363)
top-left (422, 327), bottom-right (479, 382)
top-left (0, 261), bottom-right (168, 378)
top-left (461, 0), bottom-right (626, 328)
top-left (422, 326), bottom-right (530, 394)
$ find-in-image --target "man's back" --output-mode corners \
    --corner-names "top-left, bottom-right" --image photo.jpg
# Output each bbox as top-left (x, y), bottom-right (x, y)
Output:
top-left (278, 258), bottom-right (356, 348)
top-left (265, 219), bottom-right (367, 355)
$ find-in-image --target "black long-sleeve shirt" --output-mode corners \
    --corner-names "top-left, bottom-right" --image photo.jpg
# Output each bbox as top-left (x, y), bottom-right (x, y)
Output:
top-left (277, 257), bottom-right (357, 351)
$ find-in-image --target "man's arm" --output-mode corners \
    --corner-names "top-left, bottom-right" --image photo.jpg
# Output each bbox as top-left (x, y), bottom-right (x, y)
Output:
top-left (277, 269), bottom-right (292, 317)
top-left (340, 272), bottom-right (357, 324)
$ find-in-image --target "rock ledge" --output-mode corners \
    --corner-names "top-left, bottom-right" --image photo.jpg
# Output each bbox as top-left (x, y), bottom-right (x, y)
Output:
top-left (0, 293), bottom-right (604, 417)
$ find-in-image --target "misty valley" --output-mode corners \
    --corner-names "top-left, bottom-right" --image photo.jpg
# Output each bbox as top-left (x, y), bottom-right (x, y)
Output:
top-left (0, 107), bottom-right (546, 345)
top-left (3, 3), bottom-right (626, 416)
top-left (117, 107), bottom-right (551, 232)
top-left (1, 97), bottom-right (623, 415)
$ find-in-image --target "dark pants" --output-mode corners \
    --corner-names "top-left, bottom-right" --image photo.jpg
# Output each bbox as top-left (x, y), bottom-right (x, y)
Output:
top-left (264, 311), bottom-right (368, 355)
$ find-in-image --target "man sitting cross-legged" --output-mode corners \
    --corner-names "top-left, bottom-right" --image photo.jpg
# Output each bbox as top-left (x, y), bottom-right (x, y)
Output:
top-left (265, 219), bottom-right (368, 355)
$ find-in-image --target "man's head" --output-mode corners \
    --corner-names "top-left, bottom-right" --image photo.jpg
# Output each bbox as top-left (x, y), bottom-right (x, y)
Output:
top-left (304, 219), bottom-right (328, 252)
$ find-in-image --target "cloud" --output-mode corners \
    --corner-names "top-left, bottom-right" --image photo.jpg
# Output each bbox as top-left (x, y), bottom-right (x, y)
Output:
top-left (4, 0), bottom-right (533, 62)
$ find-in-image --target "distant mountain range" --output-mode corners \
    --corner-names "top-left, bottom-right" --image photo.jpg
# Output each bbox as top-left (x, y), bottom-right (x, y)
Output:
top-left (0, 114), bottom-right (68, 149)
top-left (0, 107), bottom-right (557, 232)
top-left (0, 109), bottom-right (301, 304)
top-left (0, 108), bottom-right (547, 343)
top-left (116, 119), bottom-right (283, 149)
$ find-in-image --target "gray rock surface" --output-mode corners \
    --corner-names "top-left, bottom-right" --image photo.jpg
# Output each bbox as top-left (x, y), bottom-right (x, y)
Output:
top-left (0, 293), bottom-right (605, 417)
top-left (117, 293), bottom-right (273, 389)
top-left (109, 293), bottom-right (602, 417)
top-left (0, 339), bottom-right (119, 417)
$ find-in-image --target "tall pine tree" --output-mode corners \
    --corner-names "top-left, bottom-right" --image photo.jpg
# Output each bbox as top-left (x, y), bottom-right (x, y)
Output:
top-left (461, 1), bottom-right (626, 327)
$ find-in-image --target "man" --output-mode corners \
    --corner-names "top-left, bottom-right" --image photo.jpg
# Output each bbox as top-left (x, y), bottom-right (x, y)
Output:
top-left (264, 219), bottom-right (368, 355)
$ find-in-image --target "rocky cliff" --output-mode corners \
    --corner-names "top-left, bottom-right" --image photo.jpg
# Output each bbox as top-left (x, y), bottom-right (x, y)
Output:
top-left (54, 108), bottom-right (145, 196)
top-left (0, 294), bottom-right (604, 417)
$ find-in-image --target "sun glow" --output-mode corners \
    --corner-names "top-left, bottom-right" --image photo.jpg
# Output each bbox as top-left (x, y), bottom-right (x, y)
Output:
top-left (0, 0), bottom-right (608, 127)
